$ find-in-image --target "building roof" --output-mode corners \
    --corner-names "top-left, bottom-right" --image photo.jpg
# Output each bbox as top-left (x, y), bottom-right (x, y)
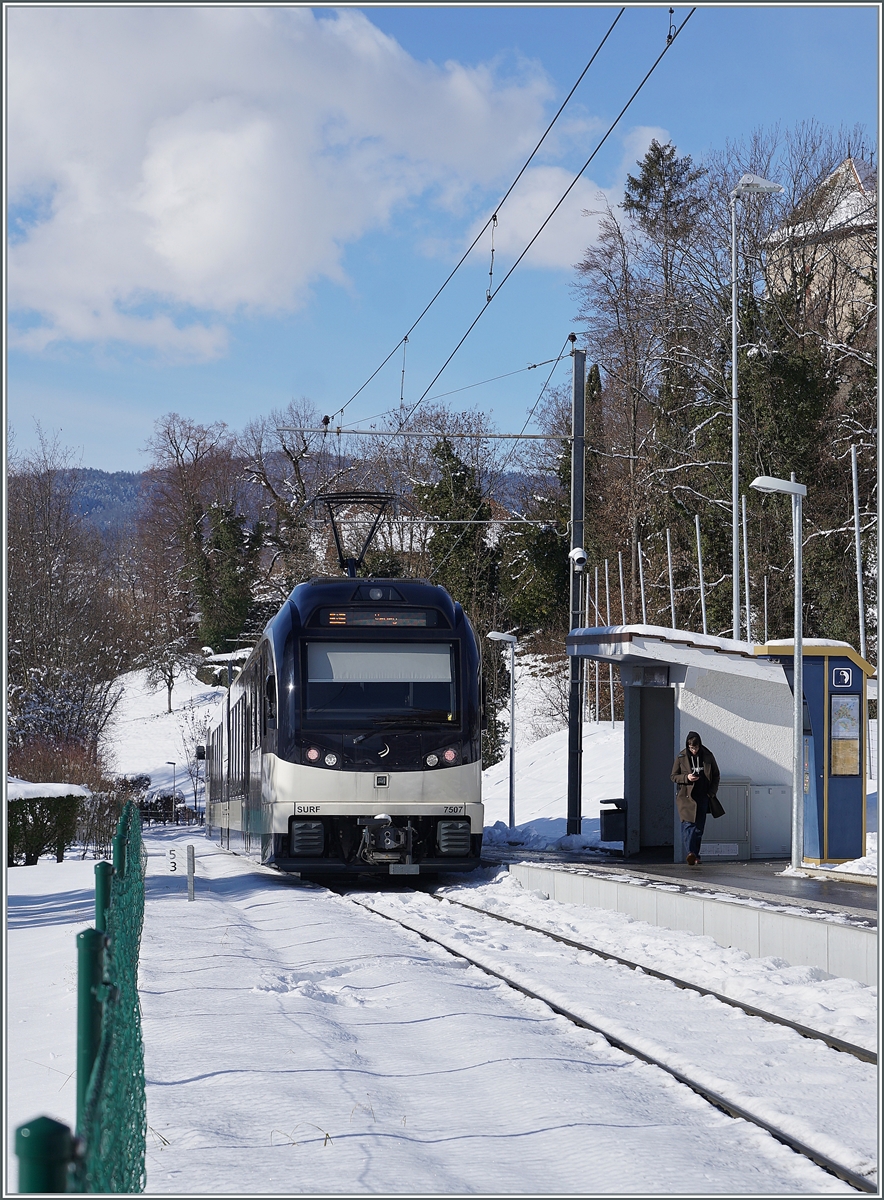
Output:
top-left (767, 157), bottom-right (877, 247)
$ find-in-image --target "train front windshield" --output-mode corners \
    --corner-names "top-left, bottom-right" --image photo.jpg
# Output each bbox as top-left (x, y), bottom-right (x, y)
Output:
top-left (304, 641), bottom-right (459, 726)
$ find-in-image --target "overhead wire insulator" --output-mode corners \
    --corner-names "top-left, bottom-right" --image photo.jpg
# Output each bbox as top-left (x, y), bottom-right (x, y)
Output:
top-left (399, 335), bottom-right (408, 407)
top-left (486, 214), bottom-right (498, 303)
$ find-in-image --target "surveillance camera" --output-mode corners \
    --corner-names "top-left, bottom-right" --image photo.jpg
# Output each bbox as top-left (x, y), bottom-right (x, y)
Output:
top-left (568, 546), bottom-right (588, 571)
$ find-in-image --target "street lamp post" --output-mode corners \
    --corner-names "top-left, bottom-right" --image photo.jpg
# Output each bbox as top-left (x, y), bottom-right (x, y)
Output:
top-left (166, 761), bottom-right (177, 825)
top-left (487, 632), bottom-right (517, 829)
top-left (730, 173), bottom-right (783, 640)
top-left (751, 474), bottom-right (806, 870)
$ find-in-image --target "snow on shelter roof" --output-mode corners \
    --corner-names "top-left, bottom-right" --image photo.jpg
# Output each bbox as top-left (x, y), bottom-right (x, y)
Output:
top-left (566, 624), bottom-right (788, 684)
top-left (6, 777), bottom-right (92, 800)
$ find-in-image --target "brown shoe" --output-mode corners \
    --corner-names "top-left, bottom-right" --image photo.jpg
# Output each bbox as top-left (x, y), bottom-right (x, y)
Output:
top-left (686, 853), bottom-right (698, 865)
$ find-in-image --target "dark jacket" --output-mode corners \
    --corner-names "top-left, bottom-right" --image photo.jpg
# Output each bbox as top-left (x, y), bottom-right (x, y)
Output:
top-left (671, 738), bottom-right (720, 823)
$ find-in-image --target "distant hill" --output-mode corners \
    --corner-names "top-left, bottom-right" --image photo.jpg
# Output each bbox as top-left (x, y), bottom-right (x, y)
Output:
top-left (72, 468), bottom-right (145, 531)
top-left (67, 466), bottom-right (539, 535)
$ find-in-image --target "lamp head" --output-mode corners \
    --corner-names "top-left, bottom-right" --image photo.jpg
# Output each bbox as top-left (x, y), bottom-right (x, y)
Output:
top-left (487, 630), bottom-right (517, 644)
top-left (750, 475), bottom-right (807, 497)
top-left (731, 173), bottom-right (784, 198)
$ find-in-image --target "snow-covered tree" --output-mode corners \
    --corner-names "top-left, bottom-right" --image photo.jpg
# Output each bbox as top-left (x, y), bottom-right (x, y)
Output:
top-left (7, 430), bottom-right (131, 767)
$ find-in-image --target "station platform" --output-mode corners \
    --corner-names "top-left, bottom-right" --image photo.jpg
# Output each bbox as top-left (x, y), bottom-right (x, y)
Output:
top-left (482, 846), bottom-right (877, 921)
top-left (480, 848), bottom-right (878, 984)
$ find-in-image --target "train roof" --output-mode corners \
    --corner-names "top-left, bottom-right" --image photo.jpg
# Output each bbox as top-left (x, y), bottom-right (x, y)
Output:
top-left (256, 577), bottom-right (463, 647)
top-left (229, 577), bottom-right (469, 689)
top-left (292, 576), bottom-right (458, 619)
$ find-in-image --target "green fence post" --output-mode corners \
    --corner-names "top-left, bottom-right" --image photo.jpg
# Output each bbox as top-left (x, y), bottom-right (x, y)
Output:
top-left (15, 1115), bottom-right (73, 1192)
top-left (94, 861), bottom-right (113, 933)
top-left (76, 928), bottom-right (105, 1132)
top-left (112, 830), bottom-right (126, 878)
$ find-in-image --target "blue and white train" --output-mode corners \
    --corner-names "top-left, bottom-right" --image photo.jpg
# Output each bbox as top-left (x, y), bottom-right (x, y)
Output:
top-left (205, 577), bottom-right (484, 876)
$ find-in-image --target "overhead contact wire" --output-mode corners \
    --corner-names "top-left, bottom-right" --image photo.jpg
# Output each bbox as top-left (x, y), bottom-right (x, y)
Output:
top-left (399, 7), bottom-right (696, 432)
top-left (335, 8), bottom-right (626, 421)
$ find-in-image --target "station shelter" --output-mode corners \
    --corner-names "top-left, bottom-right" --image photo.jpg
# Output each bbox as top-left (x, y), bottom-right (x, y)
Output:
top-left (760, 639), bottom-right (874, 864)
top-left (565, 626), bottom-right (874, 865)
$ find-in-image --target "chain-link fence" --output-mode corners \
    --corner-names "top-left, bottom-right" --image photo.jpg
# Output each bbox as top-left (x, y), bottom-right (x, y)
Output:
top-left (16, 801), bottom-right (147, 1193)
top-left (71, 802), bottom-right (147, 1192)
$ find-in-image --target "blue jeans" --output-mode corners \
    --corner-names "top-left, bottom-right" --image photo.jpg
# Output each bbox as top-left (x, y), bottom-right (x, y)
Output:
top-left (681, 796), bottom-right (708, 858)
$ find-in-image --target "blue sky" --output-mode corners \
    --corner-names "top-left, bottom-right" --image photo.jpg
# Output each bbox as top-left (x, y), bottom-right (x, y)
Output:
top-left (5, 4), bottom-right (879, 471)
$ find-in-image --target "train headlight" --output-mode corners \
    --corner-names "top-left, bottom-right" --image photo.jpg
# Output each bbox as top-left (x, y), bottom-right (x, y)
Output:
top-left (306, 747), bottom-right (321, 763)
top-left (425, 753), bottom-right (439, 767)
top-left (324, 752), bottom-right (338, 767)
top-left (442, 748), bottom-right (458, 765)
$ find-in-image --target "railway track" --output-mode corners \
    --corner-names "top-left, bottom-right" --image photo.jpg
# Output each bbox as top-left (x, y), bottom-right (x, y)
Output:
top-left (436, 892), bottom-right (876, 1064)
top-left (345, 887), bottom-right (878, 1194)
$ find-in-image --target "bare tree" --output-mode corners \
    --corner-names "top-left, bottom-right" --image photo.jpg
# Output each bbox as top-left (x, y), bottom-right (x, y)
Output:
top-left (572, 121), bottom-right (877, 650)
top-left (7, 429), bottom-right (130, 764)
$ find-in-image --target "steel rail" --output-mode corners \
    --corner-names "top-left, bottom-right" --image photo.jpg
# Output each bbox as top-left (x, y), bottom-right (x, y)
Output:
top-left (347, 894), bottom-right (877, 1195)
top-left (435, 894), bottom-right (876, 1064)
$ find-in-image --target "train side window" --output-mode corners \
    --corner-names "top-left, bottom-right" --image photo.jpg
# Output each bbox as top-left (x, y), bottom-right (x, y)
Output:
top-left (282, 633), bottom-right (296, 757)
top-left (265, 674), bottom-right (277, 731)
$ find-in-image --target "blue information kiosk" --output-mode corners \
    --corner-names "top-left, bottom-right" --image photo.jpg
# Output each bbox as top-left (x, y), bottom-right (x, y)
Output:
top-left (756, 640), bottom-right (874, 864)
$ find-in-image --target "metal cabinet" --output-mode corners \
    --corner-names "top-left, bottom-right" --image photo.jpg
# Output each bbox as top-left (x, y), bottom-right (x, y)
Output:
top-left (750, 785), bottom-right (792, 858)
top-left (700, 779), bottom-right (749, 860)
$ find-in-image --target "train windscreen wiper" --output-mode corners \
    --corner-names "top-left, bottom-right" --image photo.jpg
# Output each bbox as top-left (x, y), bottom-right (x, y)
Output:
top-left (352, 714), bottom-right (455, 741)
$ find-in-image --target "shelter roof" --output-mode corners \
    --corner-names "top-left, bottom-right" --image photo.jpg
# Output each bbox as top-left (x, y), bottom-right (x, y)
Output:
top-left (566, 625), bottom-right (787, 684)
top-left (755, 639), bottom-right (875, 676)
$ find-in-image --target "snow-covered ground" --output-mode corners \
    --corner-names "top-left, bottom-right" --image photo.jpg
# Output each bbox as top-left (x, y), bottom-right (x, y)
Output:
top-left (106, 668), bottom-right (226, 801)
top-left (6, 667), bottom-right (878, 1193)
top-left (8, 830), bottom-right (876, 1194)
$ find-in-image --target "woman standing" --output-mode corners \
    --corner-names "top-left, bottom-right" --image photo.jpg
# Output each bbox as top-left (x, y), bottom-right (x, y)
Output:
top-left (671, 731), bottom-right (721, 865)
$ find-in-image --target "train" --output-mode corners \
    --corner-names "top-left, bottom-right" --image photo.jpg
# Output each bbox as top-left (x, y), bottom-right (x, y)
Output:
top-left (205, 576), bottom-right (485, 877)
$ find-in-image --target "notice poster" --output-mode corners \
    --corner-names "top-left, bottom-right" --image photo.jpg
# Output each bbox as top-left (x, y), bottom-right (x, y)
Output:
top-left (830, 694), bottom-right (860, 776)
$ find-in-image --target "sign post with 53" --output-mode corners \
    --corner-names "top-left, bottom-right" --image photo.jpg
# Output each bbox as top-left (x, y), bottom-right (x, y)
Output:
top-left (168, 845), bottom-right (196, 900)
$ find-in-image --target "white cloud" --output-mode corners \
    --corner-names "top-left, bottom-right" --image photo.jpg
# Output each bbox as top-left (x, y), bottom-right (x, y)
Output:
top-left (7, 7), bottom-right (552, 359)
top-left (479, 167), bottom-right (609, 271)
top-left (465, 126), bottom-right (673, 272)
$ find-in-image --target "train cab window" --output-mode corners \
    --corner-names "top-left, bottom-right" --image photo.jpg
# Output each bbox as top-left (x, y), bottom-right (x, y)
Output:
top-left (304, 641), bottom-right (459, 726)
top-left (281, 633), bottom-right (298, 756)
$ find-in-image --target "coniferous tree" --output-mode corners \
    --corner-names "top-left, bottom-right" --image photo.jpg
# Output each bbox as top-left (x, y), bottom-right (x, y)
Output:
top-left (414, 439), bottom-right (507, 765)
top-left (192, 505), bottom-right (265, 653)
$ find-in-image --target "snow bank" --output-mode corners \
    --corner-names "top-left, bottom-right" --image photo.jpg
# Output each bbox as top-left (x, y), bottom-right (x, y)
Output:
top-left (6, 778), bottom-right (91, 800)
